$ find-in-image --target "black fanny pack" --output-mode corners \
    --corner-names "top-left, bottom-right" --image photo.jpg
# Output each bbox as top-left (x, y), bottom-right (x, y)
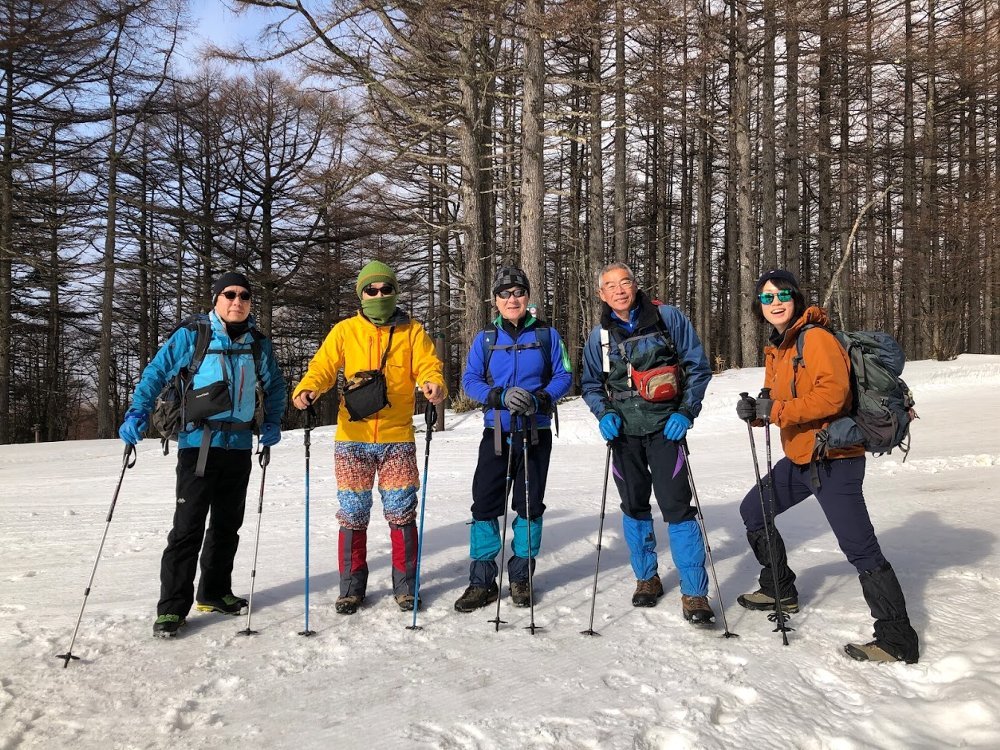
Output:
top-left (342, 326), bottom-right (395, 421)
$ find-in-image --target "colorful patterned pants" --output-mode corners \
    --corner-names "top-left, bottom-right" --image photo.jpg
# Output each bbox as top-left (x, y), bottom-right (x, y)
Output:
top-left (334, 441), bottom-right (419, 530)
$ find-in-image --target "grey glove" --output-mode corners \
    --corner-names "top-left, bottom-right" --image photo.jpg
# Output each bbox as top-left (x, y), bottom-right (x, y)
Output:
top-left (756, 397), bottom-right (775, 422)
top-left (502, 386), bottom-right (537, 416)
top-left (736, 394), bottom-right (757, 422)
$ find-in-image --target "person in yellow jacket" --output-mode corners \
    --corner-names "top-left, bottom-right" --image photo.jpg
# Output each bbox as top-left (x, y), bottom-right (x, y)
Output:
top-left (292, 261), bottom-right (447, 615)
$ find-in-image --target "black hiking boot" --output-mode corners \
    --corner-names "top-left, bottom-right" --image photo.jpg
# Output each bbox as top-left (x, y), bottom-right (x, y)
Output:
top-left (454, 582), bottom-right (499, 613)
top-left (152, 614), bottom-right (186, 638)
top-left (335, 594), bottom-right (364, 615)
top-left (681, 595), bottom-right (715, 626)
top-left (737, 589), bottom-right (800, 613)
top-left (510, 580), bottom-right (531, 608)
top-left (632, 575), bottom-right (664, 607)
top-left (195, 594), bottom-right (248, 615)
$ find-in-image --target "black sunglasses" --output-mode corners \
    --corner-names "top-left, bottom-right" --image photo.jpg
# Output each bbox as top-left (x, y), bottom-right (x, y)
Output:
top-left (497, 288), bottom-right (527, 299)
top-left (221, 290), bottom-right (251, 301)
top-left (362, 284), bottom-right (395, 297)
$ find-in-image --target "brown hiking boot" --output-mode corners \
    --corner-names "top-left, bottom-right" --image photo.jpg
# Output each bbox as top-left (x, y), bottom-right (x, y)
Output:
top-left (681, 595), bottom-right (715, 626)
top-left (844, 640), bottom-right (914, 664)
top-left (394, 593), bottom-right (418, 612)
top-left (632, 575), bottom-right (664, 607)
top-left (335, 594), bottom-right (364, 615)
top-left (510, 580), bottom-right (531, 608)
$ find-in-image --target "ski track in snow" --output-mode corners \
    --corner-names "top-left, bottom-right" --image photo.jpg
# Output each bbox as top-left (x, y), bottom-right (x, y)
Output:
top-left (1, 355), bottom-right (999, 749)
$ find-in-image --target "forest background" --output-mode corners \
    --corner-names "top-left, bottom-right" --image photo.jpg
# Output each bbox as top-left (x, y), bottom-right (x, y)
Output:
top-left (2, 0), bottom-right (996, 444)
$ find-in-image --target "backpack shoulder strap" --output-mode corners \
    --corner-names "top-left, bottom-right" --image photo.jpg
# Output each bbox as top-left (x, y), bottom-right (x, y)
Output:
top-left (188, 315), bottom-right (213, 374)
top-left (248, 327), bottom-right (267, 381)
top-left (481, 324), bottom-right (499, 387)
top-left (534, 323), bottom-right (552, 386)
top-left (791, 323), bottom-right (819, 398)
top-left (600, 327), bottom-right (612, 374)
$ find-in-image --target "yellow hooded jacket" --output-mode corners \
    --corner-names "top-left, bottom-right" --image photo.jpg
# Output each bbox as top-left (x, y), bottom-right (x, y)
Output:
top-left (293, 311), bottom-right (446, 443)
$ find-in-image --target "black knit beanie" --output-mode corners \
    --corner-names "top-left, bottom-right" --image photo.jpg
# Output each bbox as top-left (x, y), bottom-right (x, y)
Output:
top-left (212, 272), bottom-right (252, 299)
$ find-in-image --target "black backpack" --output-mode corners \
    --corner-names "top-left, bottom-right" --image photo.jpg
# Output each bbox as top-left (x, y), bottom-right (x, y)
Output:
top-left (794, 326), bottom-right (916, 462)
top-left (150, 314), bottom-right (266, 473)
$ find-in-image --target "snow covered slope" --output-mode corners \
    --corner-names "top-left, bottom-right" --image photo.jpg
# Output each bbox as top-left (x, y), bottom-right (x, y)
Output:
top-left (2, 356), bottom-right (999, 749)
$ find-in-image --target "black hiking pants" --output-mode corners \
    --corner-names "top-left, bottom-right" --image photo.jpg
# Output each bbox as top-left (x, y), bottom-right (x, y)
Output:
top-left (158, 447), bottom-right (251, 617)
top-left (470, 427), bottom-right (552, 521)
top-left (611, 433), bottom-right (696, 523)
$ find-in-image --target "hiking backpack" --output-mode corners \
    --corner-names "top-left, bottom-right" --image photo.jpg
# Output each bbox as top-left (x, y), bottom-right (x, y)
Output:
top-left (150, 314), bottom-right (266, 459)
top-left (793, 325), bottom-right (916, 460)
top-left (481, 323), bottom-right (553, 388)
top-left (480, 321), bottom-right (558, 450)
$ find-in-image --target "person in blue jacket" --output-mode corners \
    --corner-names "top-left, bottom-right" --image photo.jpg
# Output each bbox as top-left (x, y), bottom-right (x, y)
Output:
top-left (455, 266), bottom-right (573, 612)
top-left (118, 272), bottom-right (286, 638)
top-left (581, 262), bottom-right (715, 625)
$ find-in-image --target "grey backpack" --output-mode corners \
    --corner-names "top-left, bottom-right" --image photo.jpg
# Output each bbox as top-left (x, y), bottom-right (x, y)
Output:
top-left (794, 326), bottom-right (916, 460)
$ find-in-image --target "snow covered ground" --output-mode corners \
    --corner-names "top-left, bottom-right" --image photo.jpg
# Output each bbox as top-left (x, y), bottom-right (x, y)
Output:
top-left (2, 356), bottom-right (999, 749)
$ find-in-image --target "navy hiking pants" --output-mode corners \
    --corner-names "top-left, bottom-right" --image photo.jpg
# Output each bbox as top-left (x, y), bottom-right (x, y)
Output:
top-left (739, 456), bottom-right (886, 574)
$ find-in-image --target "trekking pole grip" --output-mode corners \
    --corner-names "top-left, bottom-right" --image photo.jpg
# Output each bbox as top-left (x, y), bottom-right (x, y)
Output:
top-left (424, 402), bottom-right (437, 431)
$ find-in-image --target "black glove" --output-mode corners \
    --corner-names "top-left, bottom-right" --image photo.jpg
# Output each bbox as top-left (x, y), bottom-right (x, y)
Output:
top-left (533, 390), bottom-right (553, 415)
top-left (736, 394), bottom-right (757, 422)
top-left (756, 397), bottom-right (774, 422)
top-left (486, 387), bottom-right (504, 409)
top-left (502, 386), bottom-right (537, 416)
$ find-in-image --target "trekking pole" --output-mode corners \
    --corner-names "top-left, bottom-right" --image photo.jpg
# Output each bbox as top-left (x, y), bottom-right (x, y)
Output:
top-left (238, 446), bottom-right (270, 636)
top-left (57, 444), bottom-right (137, 667)
top-left (581, 442), bottom-right (613, 636)
top-left (522, 419), bottom-right (542, 635)
top-left (488, 416), bottom-right (518, 632)
top-left (741, 390), bottom-right (791, 645)
top-left (680, 441), bottom-right (738, 639)
top-left (407, 402), bottom-right (437, 631)
top-left (760, 387), bottom-right (791, 641)
top-left (299, 403), bottom-right (317, 636)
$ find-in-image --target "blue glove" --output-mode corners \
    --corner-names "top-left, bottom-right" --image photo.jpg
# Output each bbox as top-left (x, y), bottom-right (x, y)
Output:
top-left (599, 413), bottom-right (621, 441)
top-left (118, 409), bottom-right (148, 445)
top-left (663, 412), bottom-right (692, 442)
top-left (260, 422), bottom-right (281, 447)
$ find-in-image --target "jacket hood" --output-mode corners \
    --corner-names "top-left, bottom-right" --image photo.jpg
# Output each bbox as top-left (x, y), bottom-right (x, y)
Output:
top-left (770, 305), bottom-right (830, 349)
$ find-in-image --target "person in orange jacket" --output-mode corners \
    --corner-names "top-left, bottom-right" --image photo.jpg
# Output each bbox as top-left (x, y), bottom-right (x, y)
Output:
top-left (292, 261), bottom-right (446, 615)
top-left (735, 269), bottom-right (919, 664)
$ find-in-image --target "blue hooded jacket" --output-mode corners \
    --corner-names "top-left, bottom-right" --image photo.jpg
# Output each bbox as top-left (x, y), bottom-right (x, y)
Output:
top-left (129, 311), bottom-right (286, 450)
top-left (462, 315), bottom-right (572, 432)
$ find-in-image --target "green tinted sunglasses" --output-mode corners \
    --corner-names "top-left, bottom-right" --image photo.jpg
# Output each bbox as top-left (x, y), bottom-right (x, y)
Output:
top-left (758, 289), bottom-right (794, 305)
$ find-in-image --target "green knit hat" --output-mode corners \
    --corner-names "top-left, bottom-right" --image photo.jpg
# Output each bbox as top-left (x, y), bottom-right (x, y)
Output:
top-left (356, 260), bottom-right (398, 299)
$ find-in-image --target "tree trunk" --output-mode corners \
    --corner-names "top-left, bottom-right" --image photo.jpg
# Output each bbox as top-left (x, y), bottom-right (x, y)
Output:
top-left (519, 0), bottom-right (545, 294)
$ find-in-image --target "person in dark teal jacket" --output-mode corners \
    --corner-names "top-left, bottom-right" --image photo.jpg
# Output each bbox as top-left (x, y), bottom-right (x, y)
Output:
top-left (581, 262), bottom-right (715, 625)
top-left (118, 272), bottom-right (286, 638)
top-left (454, 266), bottom-right (572, 613)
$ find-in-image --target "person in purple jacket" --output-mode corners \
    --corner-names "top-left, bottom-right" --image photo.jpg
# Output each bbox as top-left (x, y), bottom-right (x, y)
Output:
top-left (454, 266), bottom-right (573, 612)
